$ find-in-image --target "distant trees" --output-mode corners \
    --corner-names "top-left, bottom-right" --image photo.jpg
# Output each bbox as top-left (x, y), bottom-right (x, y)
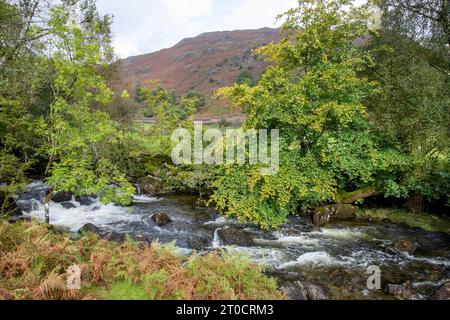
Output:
top-left (184, 90), bottom-right (207, 111)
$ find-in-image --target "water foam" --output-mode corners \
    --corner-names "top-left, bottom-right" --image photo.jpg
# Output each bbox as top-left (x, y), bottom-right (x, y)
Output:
top-left (280, 251), bottom-right (340, 269)
top-left (24, 199), bottom-right (140, 233)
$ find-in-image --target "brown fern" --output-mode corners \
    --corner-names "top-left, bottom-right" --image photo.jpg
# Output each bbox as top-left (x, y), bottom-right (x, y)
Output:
top-left (35, 272), bottom-right (66, 300)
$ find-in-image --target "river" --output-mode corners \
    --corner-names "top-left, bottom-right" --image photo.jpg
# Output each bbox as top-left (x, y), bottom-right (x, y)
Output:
top-left (16, 181), bottom-right (450, 300)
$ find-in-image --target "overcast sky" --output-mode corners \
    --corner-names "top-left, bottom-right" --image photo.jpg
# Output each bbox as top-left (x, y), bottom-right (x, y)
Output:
top-left (96, 0), bottom-right (298, 59)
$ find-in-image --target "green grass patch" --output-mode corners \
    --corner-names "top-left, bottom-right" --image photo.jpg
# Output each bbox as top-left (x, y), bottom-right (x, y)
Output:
top-left (358, 208), bottom-right (450, 233)
top-left (102, 281), bottom-right (150, 300)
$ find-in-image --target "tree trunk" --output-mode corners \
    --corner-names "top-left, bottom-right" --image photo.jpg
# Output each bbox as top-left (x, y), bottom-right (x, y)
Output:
top-left (44, 191), bottom-right (53, 224)
top-left (340, 187), bottom-right (381, 204)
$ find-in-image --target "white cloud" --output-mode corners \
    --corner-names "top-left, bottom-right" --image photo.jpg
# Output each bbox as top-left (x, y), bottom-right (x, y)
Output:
top-left (223, 0), bottom-right (297, 30)
top-left (163, 0), bottom-right (214, 20)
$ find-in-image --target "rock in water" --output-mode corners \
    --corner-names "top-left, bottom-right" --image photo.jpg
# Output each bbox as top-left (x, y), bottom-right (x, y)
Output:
top-left (78, 223), bottom-right (102, 235)
top-left (216, 228), bottom-right (254, 246)
top-left (75, 195), bottom-right (97, 206)
top-left (151, 212), bottom-right (172, 226)
top-left (140, 176), bottom-right (163, 196)
top-left (60, 201), bottom-right (76, 209)
top-left (394, 240), bottom-right (418, 255)
top-left (51, 191), bottom-right (73, 203)
top-left (429, 282), bottom-right (450, 300)
top-left (311, 204), bottom-right (357, 227)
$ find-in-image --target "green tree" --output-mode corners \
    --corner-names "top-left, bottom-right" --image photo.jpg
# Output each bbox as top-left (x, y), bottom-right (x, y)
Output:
top-left (184, 90), bottom-right (206, 111)
top-left (35, 1), bottom-right (135, 222)
top-left (212, 0), bottom-right (383, 228)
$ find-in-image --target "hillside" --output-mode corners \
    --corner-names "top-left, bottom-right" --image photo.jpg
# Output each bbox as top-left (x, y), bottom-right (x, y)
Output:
top-left (119, 28), bottom-right (280, 119)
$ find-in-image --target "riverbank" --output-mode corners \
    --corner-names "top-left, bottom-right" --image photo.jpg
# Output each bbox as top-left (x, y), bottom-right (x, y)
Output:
top-left (357, 209), bottom-right (450, 233)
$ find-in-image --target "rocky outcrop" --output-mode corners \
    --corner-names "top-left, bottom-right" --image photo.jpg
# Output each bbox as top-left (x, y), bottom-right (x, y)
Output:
top-left (60, 202), bottom-right (76, 209)
top-left (151, 212), bottom-right (172, 226)
top-left (280, 281), bottom-right (328, 300)
top-left (429, 282), bottom-right (450, 300)
top-left (216, 228), bottom-right (254, 247)
top-left (77, 223), bottom-right (151, 245)
top-left (140, 176), bottom-right (164, 196)
top-left (311, 204), bottom-right (357, 227)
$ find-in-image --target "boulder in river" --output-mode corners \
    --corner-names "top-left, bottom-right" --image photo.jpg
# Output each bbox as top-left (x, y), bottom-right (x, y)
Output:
top-left (429, 282), bottom-right (450, 300)
top-left (60, 201), bottom-right (76, 209)
top-left (51, 191), bottom-right (73, 203)
top-left (78, 223), bottom-right (102, 235)
top-left (151, 212), bottom-right (172, 226)
top-left (216, 228), bottom-right (254, 246)
top-left (188, 235), bottom-right (213, 250)
top-left (311, 204), bottom-right (357, 227)
top-left (140, 176), bottom-right (164, 196)
top-left (75, 195), bottom-right (97, 206)
top-left (394, 240), bottom-right (418, 255)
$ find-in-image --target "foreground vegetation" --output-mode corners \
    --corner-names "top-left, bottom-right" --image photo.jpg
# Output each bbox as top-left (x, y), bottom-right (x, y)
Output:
top-left (0, 221), bottom-right (283, 300)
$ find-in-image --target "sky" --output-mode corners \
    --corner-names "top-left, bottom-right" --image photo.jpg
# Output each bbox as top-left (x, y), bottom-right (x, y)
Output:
top-left (96, 0), bottom-right (298, 59)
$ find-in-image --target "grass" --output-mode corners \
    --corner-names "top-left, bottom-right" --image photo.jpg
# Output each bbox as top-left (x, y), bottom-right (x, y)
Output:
top-left (357, 208), bottom-right (450, 233)
top-left (101, 281), bottom-right (150, 300)
top-left (0, 221), bottom-right (284, 300)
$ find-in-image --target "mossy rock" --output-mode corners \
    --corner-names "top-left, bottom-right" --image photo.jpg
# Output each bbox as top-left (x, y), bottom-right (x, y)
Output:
top-left (312, 204), bottom-right (357, 227)
top-left (140, 176), bottom-right (164, 196)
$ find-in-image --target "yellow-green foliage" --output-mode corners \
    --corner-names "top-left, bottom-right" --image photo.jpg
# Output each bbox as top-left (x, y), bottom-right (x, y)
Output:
top-left (212, 0), bottom-right (384, 228)
top-left (0, 221), bottom-right (283, 300)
